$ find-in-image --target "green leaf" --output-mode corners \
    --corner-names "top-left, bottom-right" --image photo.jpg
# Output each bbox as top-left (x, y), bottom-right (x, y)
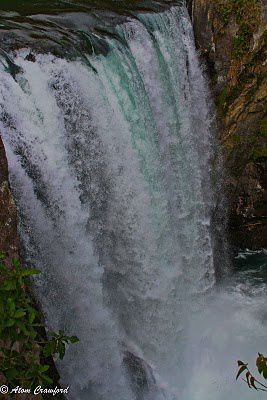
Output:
top-left (14, 309), bottom-right (26, 319)
top-left (0, 263), bottom-right (7, 272)
top-left (5, 368), bottom-right (19, 381)
top-left (11, 257), bottom-right (20, 268)
top-left (7, 298), bottom-right (15, 315)
top-left (1, 280), bottom-right (16, 291)
top-left (70, 336), bottom-right (79, 344)
top-left (43, 341), bottom-right (56, 358)
top-left (58, 341), bottom-right (66, 359)
top-left (41, 374), bottom-right (53, 384)
top-left (28, 330), bottom-right (37, 339)
top-left (262, 366), bottom-right (267, 380)
top-left (18, 322), bottom-right (32, 337)
top-left (39, 365), bottom-right (50, 373)
top-left (256, 355), bottom-right (266, 374)
top-left (5, 319), bottom-right (15, 327)
top-left (20, 268), bottom-right (41, 277)
top-left (28, 307), bottom-right (37, 324)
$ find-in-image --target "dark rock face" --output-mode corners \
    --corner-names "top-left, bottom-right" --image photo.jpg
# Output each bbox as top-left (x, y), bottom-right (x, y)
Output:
top-left (191, 0), bottom-right (267, 250)
top-left (123, 350), bottom-right (158, 400)
top-left (0, 136), bottom-right (18, 259)
top-left (229, 163), bottom-right (266, 250)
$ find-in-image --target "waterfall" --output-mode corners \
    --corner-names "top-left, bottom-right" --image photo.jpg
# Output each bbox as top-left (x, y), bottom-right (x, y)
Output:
top-left (0, 5), bottom-right (216, 399)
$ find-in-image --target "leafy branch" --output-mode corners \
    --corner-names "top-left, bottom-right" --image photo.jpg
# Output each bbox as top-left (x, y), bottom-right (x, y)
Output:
top-left (236, 355), bottom-right (267, 392)
top-left (43, 331), bottom-right (79, 360)
top-left (0, 253), bottom-right (79, 389)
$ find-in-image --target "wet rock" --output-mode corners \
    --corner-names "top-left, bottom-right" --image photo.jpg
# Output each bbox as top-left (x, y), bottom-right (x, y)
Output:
top-left (123, 350), bottom-right (157, 400)
top-left (25, 52), bottom-right (36, 62)
top-left (191, 0), bottom-right (267, 249)
top-left (0, 137), bottom-right (18, 260)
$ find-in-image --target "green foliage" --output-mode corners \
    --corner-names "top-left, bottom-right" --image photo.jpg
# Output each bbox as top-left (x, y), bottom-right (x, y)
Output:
top-left (43, 331), bottom-right (79, 360)
top-left (251, 147), bottom-right (267, 161)
top-left (0, 256), bottom-right (40, 342)
top-left (233, 25), bottom-right (252, 58)
top-left (217, 2), bottom-right (232, 25)
top-left (217, 85), bottom-right (229, 112)
top-left (216, 84), bottom-right (240, 113)
top-left (236, 355), bottom-right (267, 392)
top-left (216, 0), bottom-right (261, 58)
top-left (0, 254), bottom-right (79, 389)
top-left (1, 348), bottom-right (53, 390)
top-left (256, 354), bottom-right (267, 378)
top-left (259, 119), bottom-right (267, 138)
top-left (232, 134), bottom-right (243, 144)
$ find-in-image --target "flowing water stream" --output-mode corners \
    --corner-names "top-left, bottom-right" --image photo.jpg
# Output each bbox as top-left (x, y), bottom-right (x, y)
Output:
top-left (0, 2), bottom-right (266, 399)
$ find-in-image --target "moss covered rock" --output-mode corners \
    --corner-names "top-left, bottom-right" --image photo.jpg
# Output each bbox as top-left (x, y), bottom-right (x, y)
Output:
top-left (191, 0), bottom-right (267, 249)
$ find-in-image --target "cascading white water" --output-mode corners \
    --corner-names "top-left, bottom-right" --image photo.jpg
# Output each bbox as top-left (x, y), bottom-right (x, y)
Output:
top-left (0, 4), bottom-right (226, 399)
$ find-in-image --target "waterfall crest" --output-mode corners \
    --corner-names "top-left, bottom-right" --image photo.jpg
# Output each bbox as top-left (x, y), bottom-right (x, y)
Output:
top-left (0, 5), bottom-right (215, 399)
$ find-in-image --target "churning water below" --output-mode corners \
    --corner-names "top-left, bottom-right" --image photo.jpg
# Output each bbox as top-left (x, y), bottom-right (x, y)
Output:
top-left (0, 3), bottom-right (266, 400)
top-left (182, 249), bottom-right (267, 400)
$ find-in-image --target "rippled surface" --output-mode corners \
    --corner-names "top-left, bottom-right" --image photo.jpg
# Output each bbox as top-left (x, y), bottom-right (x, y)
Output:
top-left (0, 0), bottom-right (181, 56)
